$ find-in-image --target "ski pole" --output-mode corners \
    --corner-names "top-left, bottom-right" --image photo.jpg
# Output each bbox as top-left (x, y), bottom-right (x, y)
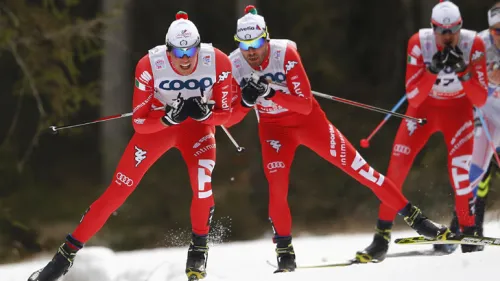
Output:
top-left (311, 90), bottom-right (425, 125)
top-left (220, 125), bottom-right (245, 153)
top-left (360, 95), bottom-right (407, 148)
top-left (267, 80), bottom-right (426, 125)
top-left (48, 108), bottom-right (245, 153)
top-left (475, 107), bottom-right (500, 167)
top-left (48, 111), bottom-right (140, 134)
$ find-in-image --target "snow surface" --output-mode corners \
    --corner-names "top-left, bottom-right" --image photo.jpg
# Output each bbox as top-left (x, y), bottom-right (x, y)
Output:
top-left (1, 221), bottom-right (499, 281)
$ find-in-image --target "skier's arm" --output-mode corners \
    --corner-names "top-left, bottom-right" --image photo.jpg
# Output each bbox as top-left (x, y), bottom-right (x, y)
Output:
top-left (132, 55), bottom-right (166, 134)
top-left (265, 44), bottom-right (313, 115)
top-left (224, 78), bottom-right (252, 128)
top-left (461, 37), bottom-right (488, 107)
top-left (405, 34), bottom-right (437, 108)
top-left (201, 48), bottom-right (233, 126)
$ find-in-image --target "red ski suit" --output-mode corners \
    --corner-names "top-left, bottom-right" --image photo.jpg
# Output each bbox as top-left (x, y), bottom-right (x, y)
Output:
top-left (378, 29), bottom-right (488, 228)
top-left (226, 39), bottom-right (409, 237)
top-left (72, 44), bottom-right (233, 243)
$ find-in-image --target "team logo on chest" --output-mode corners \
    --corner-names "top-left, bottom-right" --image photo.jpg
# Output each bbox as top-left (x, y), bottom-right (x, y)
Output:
top-left (158, 77), bottom-right (214, 91)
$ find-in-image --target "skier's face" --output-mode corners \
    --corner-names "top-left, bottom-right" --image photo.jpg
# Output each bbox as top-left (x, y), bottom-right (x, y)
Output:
top-left (432, 20), bottom-right (461, 48)
top-left (240, 39), bottom-right (269, 68)
top-left (490, 24), bottom-right (500, 49)
top-left (434, 31), bottom-right (460, 48)
top-left (169, 47), bottom-right (199, 75)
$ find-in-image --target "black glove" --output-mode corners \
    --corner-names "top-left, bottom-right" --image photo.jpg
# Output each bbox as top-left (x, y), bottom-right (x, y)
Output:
top-left (162, 94), bottom-right (188, 126)
top-left (240, 78), bottom-right (260, 107)
top-left (428, 50), bottom-right (446, 74)
top-left (186, 96), bottom-right (214, 121)
top-left (443, 45), bottom-right (467, 73)
top-left (248, 72), bottom-right (276, 99)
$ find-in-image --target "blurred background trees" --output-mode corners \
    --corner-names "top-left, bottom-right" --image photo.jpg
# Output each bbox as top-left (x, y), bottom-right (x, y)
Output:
top-left (0, 0), bottom-right (497, 262)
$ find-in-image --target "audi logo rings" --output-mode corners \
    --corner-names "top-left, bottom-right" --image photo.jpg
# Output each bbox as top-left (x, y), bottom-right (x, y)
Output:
top-left (267, 161), bottom-right (285, 169)
top-left (116, 172), bottom-right (134, 187)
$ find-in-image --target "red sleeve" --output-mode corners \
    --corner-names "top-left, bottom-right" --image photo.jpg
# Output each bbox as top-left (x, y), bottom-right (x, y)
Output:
top-left (224, 77), bottom-right (252, 128)
top-left (132, 55), bottom-right (166, 134)
top-left (267, 44), bottom-right (313, 115)
top-left (202, 48), bottom-right (233, 126)
top-left (405, 33), bottom-right (437, 108)
top-left (462, 36), bottom-right (488, 107)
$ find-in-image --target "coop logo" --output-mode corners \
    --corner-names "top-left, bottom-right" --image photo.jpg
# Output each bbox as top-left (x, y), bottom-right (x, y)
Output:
top-left (267, 161), bottom-right (285, 170)
top-left (115, 172), bottom-right (134, 187)
top-left (261, 72), bottom-right (286, 83)
top-left (159, 77), bottom-right (213, 91)
top-left (393, 144), bottom-right (411, 156)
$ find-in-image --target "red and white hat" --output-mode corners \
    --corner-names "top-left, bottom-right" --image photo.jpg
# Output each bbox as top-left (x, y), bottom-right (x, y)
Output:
top-left (431, 1), bottom-right (462, 27)
top-left (165, 11), bottom-right (200, 48)
top-left (234, 5), bottom-right (269, 42)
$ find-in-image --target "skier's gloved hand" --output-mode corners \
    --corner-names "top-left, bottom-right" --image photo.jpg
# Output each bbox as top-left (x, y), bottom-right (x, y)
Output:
top-left (187, 96), bottom-right (215, 121)
top-left (240, 78), bottom-right (260, 107)
top-left (248, 72), bottom-right (276, 99)
top-left (162, 94), bottom-right (188, 126)
top-left (443, 45), bottom-right (467, 73)
top-left (428, 50), bottom-right (446, 74)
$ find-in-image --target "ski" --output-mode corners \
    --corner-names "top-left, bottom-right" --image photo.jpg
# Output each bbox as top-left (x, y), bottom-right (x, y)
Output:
top-left (394, 235), bottom-right (500, 246)
top-left (266, 258), bottom-right (378, 270)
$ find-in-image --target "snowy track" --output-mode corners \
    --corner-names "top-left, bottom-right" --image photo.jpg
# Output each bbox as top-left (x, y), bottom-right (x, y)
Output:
top-left (2, 221), bottom-right (499, 281)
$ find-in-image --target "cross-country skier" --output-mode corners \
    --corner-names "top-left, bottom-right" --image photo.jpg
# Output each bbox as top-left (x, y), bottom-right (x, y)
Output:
top-left (27, 11), bottom-right (232, 281)
top-left (225, 5), bottom-right (453, 273)
top-left (471, 1), bottom-right (500, 240)
top-left (444, 2), bottom-right (500, 253)
top-left (357, 1), bottom-right (488, 261)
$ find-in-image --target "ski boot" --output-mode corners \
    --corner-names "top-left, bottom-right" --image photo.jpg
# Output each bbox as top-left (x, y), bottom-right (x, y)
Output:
top-left (273, 236), bottom-right (296, 273)
top-left (185, 233), bottom-right (209, 281)
top-left (433, 211), bottom-right (460, 254)
top-left (461, 226), bottom-right (484, 253)
top-left (28, 235), bottom-right (83, 281)
top-left (355, 220), bottom-right (392, 263)
top-left (401, 204), bottom-right (451, 239)
top-left (475, 166), bottom-right (491, 239)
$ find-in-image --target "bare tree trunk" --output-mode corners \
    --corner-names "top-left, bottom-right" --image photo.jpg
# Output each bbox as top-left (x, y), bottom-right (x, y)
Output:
top-left (100, 0), bottom-right (132, 183)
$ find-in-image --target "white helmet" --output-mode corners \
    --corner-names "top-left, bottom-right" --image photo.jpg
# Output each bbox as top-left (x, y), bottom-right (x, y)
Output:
top-left (234, 5), bottom-right (269, 42)
top-left (431, 1), bottom-right (462, 33)
top-left (488, 5), bottom-right (500, 27)
top-left (165, 11), bottom-right (200, 49)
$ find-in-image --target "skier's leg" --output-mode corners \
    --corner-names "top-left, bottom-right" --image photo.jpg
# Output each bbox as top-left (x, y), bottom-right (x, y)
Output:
top-left (442, 105), bottom-right (479, 253)
top-left (300, 109), bottom-right (447, 262)
top-left (178, 124), bottom-right (217, 280)
top-left (259, 123), bottom-right (299, 273)
top-left (28, 129), bottom-right (174, 281)
top-left (469, 111), bottom-right (498, 239)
